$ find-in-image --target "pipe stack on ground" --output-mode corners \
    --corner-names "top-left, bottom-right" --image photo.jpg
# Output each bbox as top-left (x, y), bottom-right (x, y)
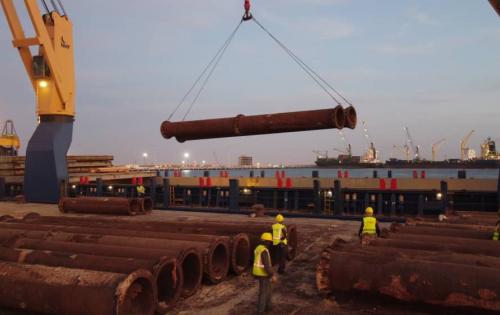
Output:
top-left (316, 221), bottom-right (500, 312)
top-left (59, 197), bottom-right (154, 216)
top-left (0, 213), bottom-right (299, 314)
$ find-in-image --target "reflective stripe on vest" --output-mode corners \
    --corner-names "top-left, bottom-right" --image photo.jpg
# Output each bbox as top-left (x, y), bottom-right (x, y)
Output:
top-left (494, 231), bottom-right (499, 241)
top-left (272, 223), bottom-right (287, 245)
top-left (362, 216), bottom-right (377, 235)
top-left (253, 245), bottom-right (270, 277)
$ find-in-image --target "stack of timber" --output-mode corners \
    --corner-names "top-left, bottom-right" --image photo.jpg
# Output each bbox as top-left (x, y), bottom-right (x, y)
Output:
top-left (0, 213), bottom-right (299, 314)
top-left (0, 155), bottom-right (114, 177)
top-left (316, 220), bottom-right (500, 313)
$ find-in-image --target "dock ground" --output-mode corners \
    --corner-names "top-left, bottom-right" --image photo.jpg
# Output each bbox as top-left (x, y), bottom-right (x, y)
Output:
top-left (0, 202), bottom-right (495, 315)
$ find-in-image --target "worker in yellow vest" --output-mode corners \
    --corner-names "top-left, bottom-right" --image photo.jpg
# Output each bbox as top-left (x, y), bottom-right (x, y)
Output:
top-left (253, 232), bottom-right (276, 314)
top-left (493, 220), bottom-right (499, 241)
top-left (136, 184), bottom-right (145, 197)
top-left (272, 214), bottom-right (288, 274)
top-left (358, 207), bottom-right (380, 238)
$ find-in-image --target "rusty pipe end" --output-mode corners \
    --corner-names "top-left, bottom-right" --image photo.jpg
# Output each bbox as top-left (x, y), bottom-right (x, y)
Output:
top-left (115, 268), bottom-right (156, 315)
top-left (315, 244), bottom-right (336, 295)
top-left (177, 247), bottom-right (203, 297)
top-left (343, 106), bottom-right (357, 129)
top-left (204, 238), bottom-right (230, 284)
top-left (154, 257), bottom-right (183, 312)
top-left (58, 198), bottom-right (69, 213)
top-left (161, 121), bottom-right (186, 143)
top-left (21, 212), bottom-right (42, 221)
top-left (0, 215), bottom-right (15, 222)
top-left (230, 233), bottom-right (251, 275)
top-left (333, 105), bottom-right (345, 129)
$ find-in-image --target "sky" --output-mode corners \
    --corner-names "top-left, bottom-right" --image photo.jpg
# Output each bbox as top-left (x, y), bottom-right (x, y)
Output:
top-left (0, 0), bottom-right (499, 166)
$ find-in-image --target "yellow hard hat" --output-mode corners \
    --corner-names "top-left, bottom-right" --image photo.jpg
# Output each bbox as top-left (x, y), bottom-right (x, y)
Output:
top-left (276, 214), bottom-right (284, 222)
top-left (261, 232), bottom-right (273, 242)
top-left (365, 207), bottom-right (374, 215)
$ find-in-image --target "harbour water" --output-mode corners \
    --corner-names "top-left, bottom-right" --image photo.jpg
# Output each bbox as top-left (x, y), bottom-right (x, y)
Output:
top-left (177, 167), bottom-right (499, 179)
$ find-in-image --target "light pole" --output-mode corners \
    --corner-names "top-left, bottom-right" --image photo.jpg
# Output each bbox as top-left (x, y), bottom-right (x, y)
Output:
top-left (142, 152), bottom-right (148, 165)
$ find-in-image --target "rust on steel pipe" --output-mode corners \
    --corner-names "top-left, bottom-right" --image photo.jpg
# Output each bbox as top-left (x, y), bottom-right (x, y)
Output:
top-left (316, 249), bottom-right (500, 312)
top-left (59, 197), bottom-right (141, 215)
top-left (343, 106), bottom-right (356, 129)
top-left (7, 238), bottom-right (203, 297)
top-left (368, 238), bottom-right (500, 257)
top-left (0, 220), bottom-right (249, 275)
top-left (0, 247), bottom-right (182, 310)
top-left (390, 223), bottom-right (493, 240)
top-left (0, 263), bottom-right (155, 315)
top-left (160, 106), bottom-right (352, 142)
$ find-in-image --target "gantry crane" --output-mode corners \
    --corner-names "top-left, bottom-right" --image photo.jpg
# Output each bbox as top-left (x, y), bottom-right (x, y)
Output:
top-left (0, 120), bottom-right (20, 156)
top-left (431, 138), bottom-right (446, 161)
top-left (460, 130), bottom-right (475, 161)
top-left (1, 0), bottom-right (75, 202)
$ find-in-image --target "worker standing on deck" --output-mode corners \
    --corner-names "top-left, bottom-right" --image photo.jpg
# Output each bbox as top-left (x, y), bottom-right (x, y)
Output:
top-left (493, 220), bottom-right (499, 241)
top-left (253, 232), bottom-right (276, 314)
top-left (272, 214), bottom-right (288, 274)
top-left (358, 207), bottom-right (381, 238)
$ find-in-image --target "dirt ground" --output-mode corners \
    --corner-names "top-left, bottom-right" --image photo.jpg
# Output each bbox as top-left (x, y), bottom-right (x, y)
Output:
top-left (0, 202), bottom-right (496, 315)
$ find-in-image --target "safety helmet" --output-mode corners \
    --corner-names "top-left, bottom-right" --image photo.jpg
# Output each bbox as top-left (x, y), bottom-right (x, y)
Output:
top-left (261, 232), bottom-right (273, 242)
top-left (276, 214), bottom-right (284, 223)
top-left (365, 207), bottom-right (374, 216)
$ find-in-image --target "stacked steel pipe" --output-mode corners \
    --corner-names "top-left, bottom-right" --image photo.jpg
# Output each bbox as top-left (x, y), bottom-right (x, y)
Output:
top-left (59, 197), bottom-right (153, 216)
top-left (316, 221), bottom-right (500, 312)
top-left (0, 213), bottom-right (299, 314)
top-left (161, 106), bottom-right (357, 142)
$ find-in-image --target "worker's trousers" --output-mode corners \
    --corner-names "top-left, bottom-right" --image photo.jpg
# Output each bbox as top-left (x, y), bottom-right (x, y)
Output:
top-left (273, 244), bottom-right (288, 274)
top-left (257, 277), bottom-right (272, 314)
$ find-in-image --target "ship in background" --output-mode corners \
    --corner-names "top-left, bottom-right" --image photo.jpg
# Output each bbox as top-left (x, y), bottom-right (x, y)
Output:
top-left (315, 136), bottom-right (500, 169)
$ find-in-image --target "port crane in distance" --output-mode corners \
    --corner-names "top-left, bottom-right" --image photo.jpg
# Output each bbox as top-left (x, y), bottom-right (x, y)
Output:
top-left (460, 130), bottom-right (475, 161)
top-left (1, 0), bottom-right (75, 202)
top-left (0, 120), bottom-right (20, 156)
top-left (431, 138), bottom-right (446, 161)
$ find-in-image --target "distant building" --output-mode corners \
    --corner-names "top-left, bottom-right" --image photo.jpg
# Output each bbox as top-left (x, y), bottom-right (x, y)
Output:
top-left (238, 155), bottom-right (253, 167)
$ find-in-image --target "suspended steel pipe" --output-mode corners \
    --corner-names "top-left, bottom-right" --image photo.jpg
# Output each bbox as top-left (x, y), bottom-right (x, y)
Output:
top-left (161, 106), bottom-right (356, 142)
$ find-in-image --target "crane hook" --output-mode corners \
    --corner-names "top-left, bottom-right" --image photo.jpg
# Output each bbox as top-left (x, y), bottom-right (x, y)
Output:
top-left (243, 0), bottom-right (253, 21)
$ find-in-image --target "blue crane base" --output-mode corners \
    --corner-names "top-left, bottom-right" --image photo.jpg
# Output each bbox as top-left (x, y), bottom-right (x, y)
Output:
top-left (24, 116), bottom-right (73, 203)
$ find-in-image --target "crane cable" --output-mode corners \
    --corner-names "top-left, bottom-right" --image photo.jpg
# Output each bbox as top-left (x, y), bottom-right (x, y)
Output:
top-left (167, 20), bottom-right (243, 121)
top-left (170, 10), bottom-right (353, 121)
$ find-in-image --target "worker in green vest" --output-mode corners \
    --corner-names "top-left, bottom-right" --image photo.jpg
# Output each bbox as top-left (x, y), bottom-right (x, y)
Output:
top-left (253, 232), bottom-right (276, 314)
top-left (272, 214), bottom-right (288, 274)
top-left (493, 220), bottom-right (499, 241)
top-left (358, 207), bottom-right (380, 238)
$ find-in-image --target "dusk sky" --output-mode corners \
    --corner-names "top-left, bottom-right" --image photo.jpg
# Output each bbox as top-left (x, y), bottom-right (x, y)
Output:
top-left (0, 1), bottom-right (499, 165)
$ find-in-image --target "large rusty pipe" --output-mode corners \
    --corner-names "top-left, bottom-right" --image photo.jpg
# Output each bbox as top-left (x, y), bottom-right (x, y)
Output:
top-left (160, 106), bottom-right (352, 142)
top-left (368, 237), bottom-right (500, 257)
top-left (15, 215), bottom-right (299, 260)
top-left (7, 238), bottom-right (203, 297)
top-left (409, 220), bottom-right (496, 232)
top-left (343, 106), bottom-right (356, 129)
top-left (317, 249), bottom-right (500, 312)
top-left (0, 262), bottom-right (155, 315)
top-left (136, 197), bottom-right (153, 213)
top-left (59, 197), bottom-right (141, 215)
top-left (0, 247), bottom-right (182, 310)
top-left (0, 220), bottom-right (250, 275)
top-left (391, 223), bottom-right (493, 240)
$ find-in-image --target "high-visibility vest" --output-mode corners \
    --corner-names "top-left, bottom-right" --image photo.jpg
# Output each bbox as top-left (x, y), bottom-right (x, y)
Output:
top-left (272, 223), bottom-right (287, 245)
top-left (253, 245), bottom-right (270, 277)
top-left (362, 216), bottom-right (377, 235)
top-left (494, 231), bottom-right (499, 241)
top-left (137, 185), bottom-right (145, 194)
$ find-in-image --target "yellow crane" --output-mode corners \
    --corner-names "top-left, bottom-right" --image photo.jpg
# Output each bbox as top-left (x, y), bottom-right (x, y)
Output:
top-left (1, 0), bottom-right (75, 202)
top-left (0, 120), bottom-right (20, 156)
top-left (431, 138), bottom-right (446, 161)
top-left (460, 130), bottom-right (474, 161)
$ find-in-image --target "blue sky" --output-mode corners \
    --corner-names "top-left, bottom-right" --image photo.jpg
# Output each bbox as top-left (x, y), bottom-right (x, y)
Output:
top-left (0, 1), bottom-right (499, 165)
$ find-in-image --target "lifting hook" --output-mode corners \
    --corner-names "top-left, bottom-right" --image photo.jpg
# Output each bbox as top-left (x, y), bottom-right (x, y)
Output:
top-left (243, 0), bottom-right (253, 21)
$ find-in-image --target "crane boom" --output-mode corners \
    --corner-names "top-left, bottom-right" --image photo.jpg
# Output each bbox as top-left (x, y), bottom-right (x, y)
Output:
top-left (431, 138), bottom-right (446, 161)
top-left (1, 0), bottom-right (75, 203)
top-left (460, 130), bottom-right (474, 160)
top-left (404, 127), bottom-right (420, 160)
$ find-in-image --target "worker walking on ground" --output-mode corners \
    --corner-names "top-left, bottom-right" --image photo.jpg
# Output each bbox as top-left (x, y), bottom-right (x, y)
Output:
top-left (358, 207), bottom-right (381, 238)
top-left (253, 232), bottom-right (277, 314)
top-left (493, 220), bottom-right (499, 241)
top-left (272, 214), bottom-right (288, 274)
